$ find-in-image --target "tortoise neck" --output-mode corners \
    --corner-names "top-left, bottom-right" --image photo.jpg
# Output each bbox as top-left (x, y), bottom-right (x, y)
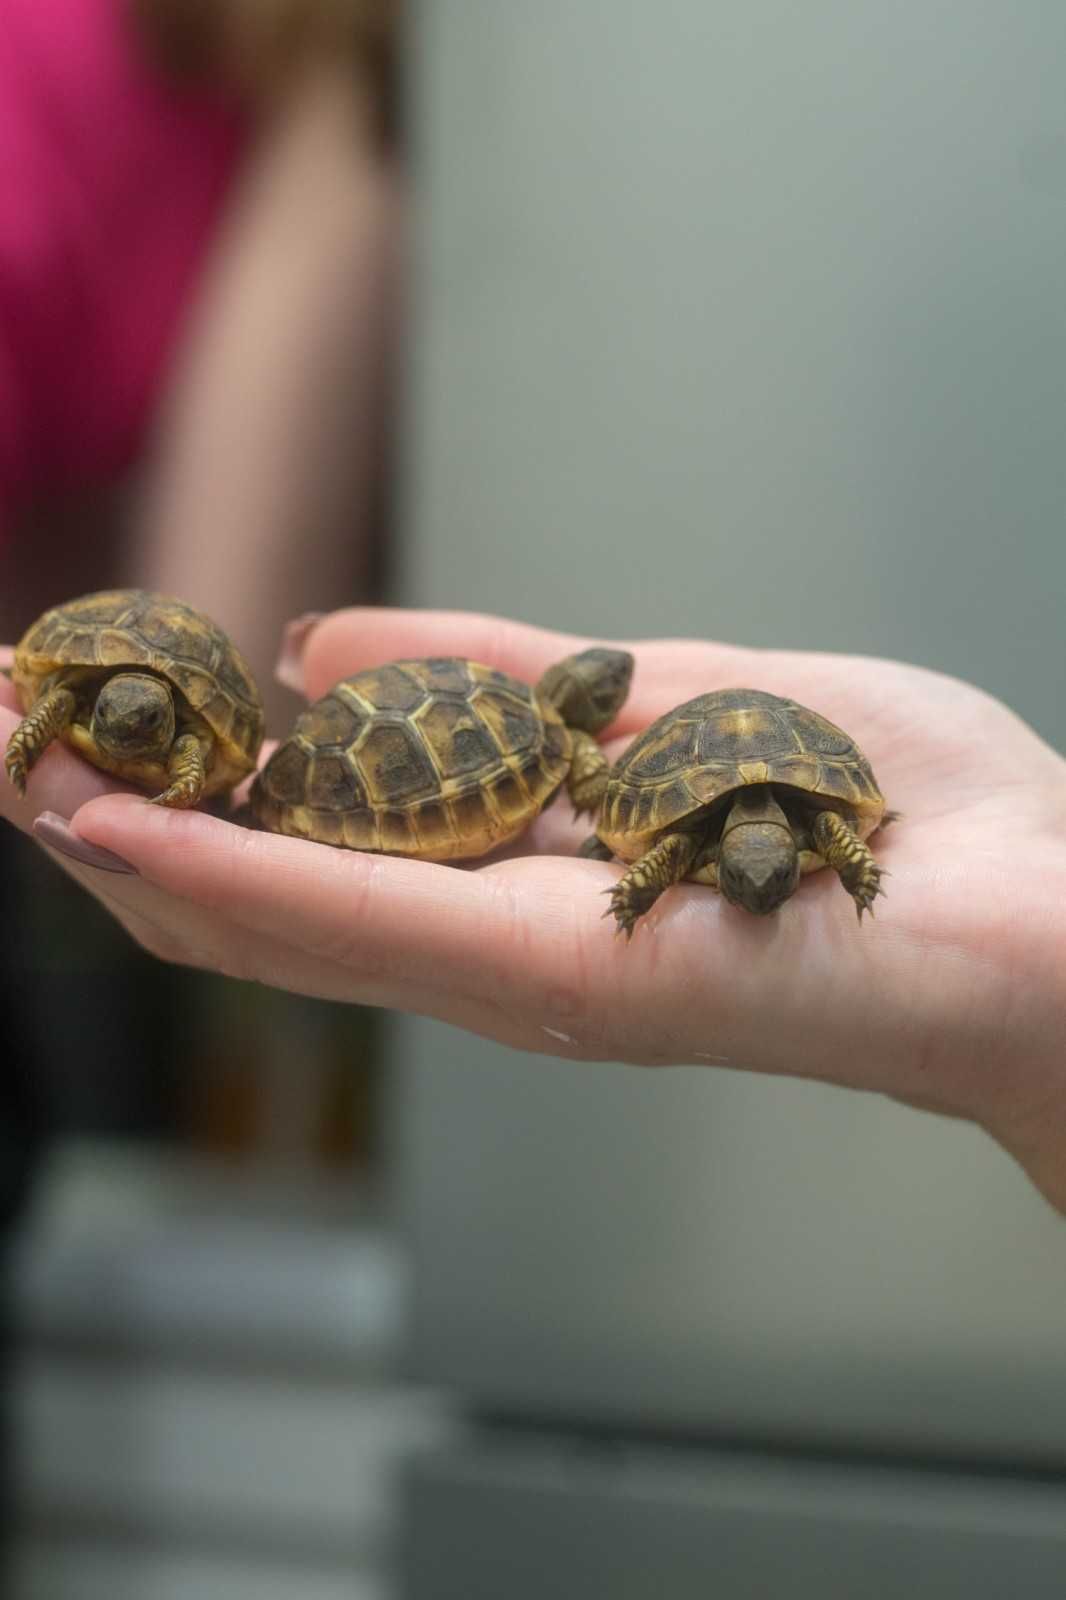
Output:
top-left (719, 784), bottom-right (790, 835)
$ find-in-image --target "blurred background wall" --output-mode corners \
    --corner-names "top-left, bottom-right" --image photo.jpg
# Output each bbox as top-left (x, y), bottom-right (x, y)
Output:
top-left (402, 0), bottom-right (1066, 734)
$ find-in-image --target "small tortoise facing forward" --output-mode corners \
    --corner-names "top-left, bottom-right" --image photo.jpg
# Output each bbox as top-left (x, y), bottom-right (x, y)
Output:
top-left (5, 590), bottom-right (264, 807)
top-left (582, 687), bottom-right (889, 936)
top-left (252, 648), bottom-right (633, 859)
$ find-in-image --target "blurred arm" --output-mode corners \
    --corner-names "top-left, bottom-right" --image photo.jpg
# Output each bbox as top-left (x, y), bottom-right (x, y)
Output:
top-left (130, 60), bottom-right (401, 723)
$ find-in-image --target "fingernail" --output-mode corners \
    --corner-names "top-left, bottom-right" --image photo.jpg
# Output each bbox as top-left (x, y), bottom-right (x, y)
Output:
top-left (33, 812), bottom-right (139, 875)
top-left (275, 613), bottom-right (325, 692)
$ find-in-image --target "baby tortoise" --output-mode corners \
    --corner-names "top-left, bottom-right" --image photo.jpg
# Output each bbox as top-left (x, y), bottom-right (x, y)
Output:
top-left (581, 687), bottom-right (890, 936)
top-left (251, 649), bottom-right (634, 859)
top-left (5, 590), bottom-right (264, 807)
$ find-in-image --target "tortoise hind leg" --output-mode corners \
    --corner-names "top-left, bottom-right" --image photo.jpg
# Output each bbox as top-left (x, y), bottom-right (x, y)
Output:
top-left (812, 810), bottom-right (884, 921)
top-left (152, 733), bottom-right (209, 808)
top-left (567, 730), bottom-right (611, 816)
top-left (4, 684), bottom-right (77, 796)
top-left (606, 829), bottom-right (701, 940)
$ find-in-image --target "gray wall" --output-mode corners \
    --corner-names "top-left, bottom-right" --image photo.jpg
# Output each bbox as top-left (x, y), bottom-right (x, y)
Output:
top-left (403, 0), bottom-right (1066, 744)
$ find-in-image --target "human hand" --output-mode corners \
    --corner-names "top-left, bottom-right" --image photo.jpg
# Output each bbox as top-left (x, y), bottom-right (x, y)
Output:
top-left (3, 613), bottom-right (1065, 1210)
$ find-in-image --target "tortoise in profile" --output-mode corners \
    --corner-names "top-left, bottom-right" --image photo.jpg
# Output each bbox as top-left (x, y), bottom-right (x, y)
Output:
top-left (5, 590), bottom-right (263, 807)
top-left (251, 648), bottom-right (633, 859)
top-left (581, 687), bottom-right (890, 936)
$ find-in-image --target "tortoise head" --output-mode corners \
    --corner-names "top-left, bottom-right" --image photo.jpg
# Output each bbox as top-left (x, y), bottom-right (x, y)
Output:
top-left (91, 673), bottom-right (176, 764)
top-left (537, 647), bottom-right (634, 735)
top-left (717, 787), bottom-right (800, 916)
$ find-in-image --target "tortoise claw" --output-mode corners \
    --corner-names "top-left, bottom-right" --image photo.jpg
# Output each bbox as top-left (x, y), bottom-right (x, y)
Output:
top-left (149, 785), bottom-right (202, 810)
top-left (602, 881), bottom-right (646, 940)
top-left (149, 790), bottom-right (188, 812)
top-left (4, 746), bottom-right (27, 798)
top-left (851, 869), bottom-right (886, 923)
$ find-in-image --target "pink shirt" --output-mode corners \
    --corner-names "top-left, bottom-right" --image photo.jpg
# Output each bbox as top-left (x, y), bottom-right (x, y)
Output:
top-left (0, 0), bottom-right (246, 534)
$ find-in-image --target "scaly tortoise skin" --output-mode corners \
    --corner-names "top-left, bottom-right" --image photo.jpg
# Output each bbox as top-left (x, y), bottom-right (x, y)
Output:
top-left (252, 649), bottom-right (633, 860)
top-left (584, 687), bottom-right (889, 935)
top-left (5, 590), bottom-right (264, 806)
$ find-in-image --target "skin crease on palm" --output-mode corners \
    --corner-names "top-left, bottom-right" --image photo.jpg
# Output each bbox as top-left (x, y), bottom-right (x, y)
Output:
top-left (3, 609), bottom-right (1066, 1212)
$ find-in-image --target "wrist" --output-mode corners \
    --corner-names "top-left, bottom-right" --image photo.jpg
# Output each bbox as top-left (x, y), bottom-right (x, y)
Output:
top-left (972, 867), bottom-right (1066, 1212)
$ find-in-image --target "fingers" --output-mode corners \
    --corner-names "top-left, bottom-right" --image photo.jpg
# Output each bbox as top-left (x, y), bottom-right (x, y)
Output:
top-left (74, 791), bottom-right (566, 994)
top-left (0, 701), bottom-right (130, 837)
top-left (29, 817), bottom-right (355, 998)
top-left (33, 800), bottom-right (621, 1049)
top-left (65, 787), bottom-right (931, 1080)
top-left (278, 605), bottom-right (951, 780)
top-left (286, 606), bottom-right (762, 736)
top-left (64, 777), bottom-right (1004, 1129)
top-left (68, 792), bottom-right (629, 1054)
top-left (34, 812), bottom-right (138, 874)
top-left (296, 608), bottom-right (595, 701)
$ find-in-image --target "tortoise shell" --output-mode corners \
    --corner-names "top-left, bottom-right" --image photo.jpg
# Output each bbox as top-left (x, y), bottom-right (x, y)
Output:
top-left (11, 590), bottom-right (264, 793)
top-left (251, 657), bottom-right (572, 860)
top-left (598, 687), bottom-right (884, 859)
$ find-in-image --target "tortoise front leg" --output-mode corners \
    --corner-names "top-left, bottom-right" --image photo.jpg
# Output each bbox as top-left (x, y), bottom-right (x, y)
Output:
top-left (4, 685), bottom-right (77, 796)
top-left (153, 732), bottom-right (209, 808)
top-left (606, 829), bottom-right (702, 940)
top-left (812, 810), bottom-right (884, 921)
top-left (567, 730), bottom-right (611, 817)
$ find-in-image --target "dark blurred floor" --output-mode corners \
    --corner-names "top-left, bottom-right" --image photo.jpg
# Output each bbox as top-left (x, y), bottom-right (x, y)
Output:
top-left (0, 818), bottom-right (385, 1584)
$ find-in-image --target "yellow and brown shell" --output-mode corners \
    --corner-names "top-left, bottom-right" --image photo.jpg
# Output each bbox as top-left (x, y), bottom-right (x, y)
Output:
top-left (251, 657), bottom-right (571, 860)
top-left (599, 687), bottom-right (884, 859)
top-left (12, 590), bottom-right (264, 793)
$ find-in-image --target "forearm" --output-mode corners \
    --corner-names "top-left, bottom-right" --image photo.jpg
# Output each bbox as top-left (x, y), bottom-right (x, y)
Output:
top-left (130, 61), bottom-right (400, 719)
top-left (966, 876), bottom-right (1066, 1213)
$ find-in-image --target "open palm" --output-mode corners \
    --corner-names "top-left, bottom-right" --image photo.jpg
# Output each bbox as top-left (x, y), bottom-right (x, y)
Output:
top-left (4, 609), bottom-right (1065, 1209)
